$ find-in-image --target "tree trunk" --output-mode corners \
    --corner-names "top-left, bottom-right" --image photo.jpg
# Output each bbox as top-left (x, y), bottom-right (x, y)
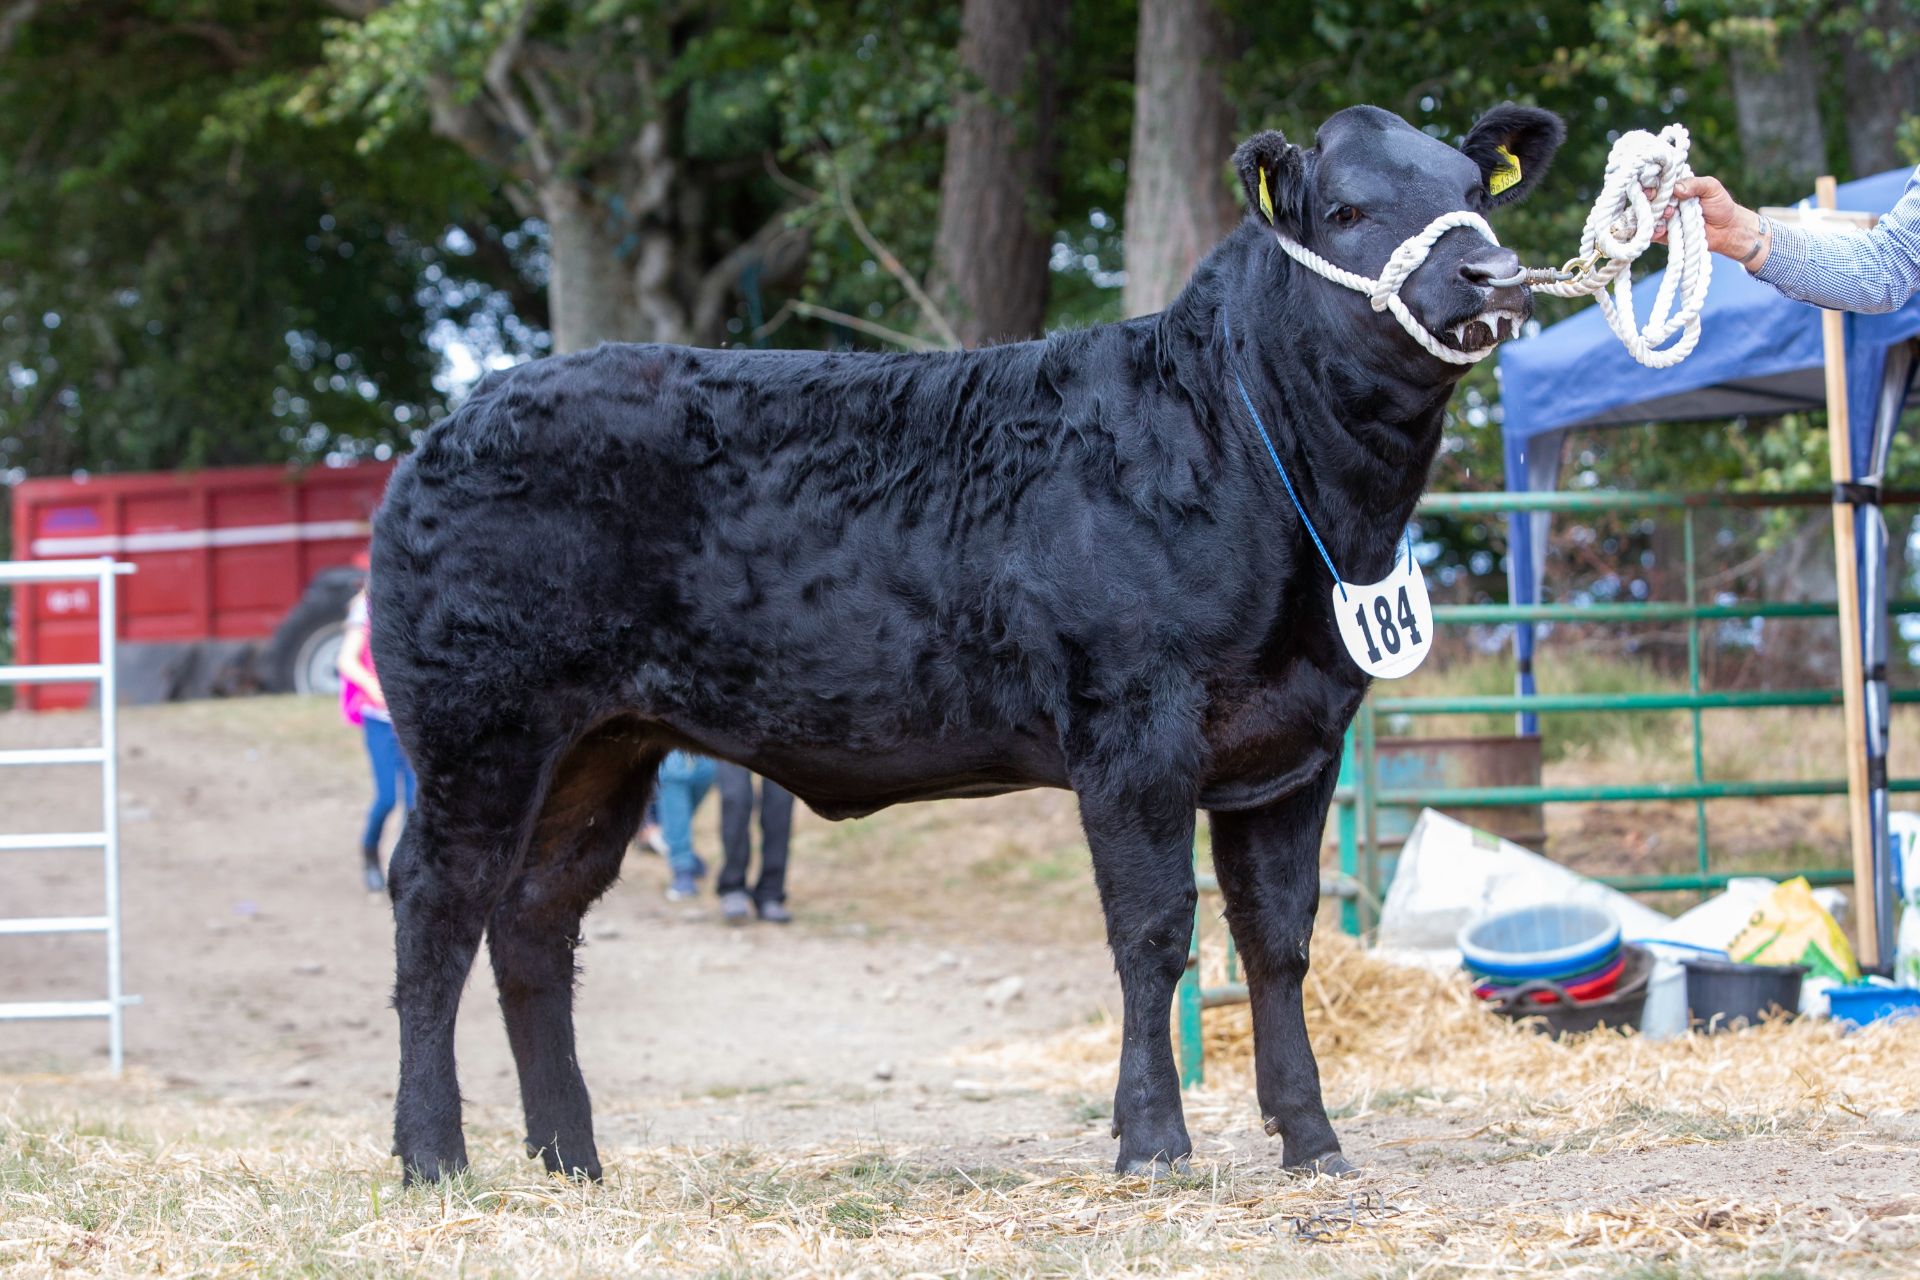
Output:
top-left (928, 0), bottom-right (1068, 347)
top-left (540, 183), bottom-right (639, 354)
top-left (1122, 0), bottom-right (1239, 319)
top-left (1727, 23), bottom-right (1828, 188)
top-left (1841, 2), bottom-right (1920, 178)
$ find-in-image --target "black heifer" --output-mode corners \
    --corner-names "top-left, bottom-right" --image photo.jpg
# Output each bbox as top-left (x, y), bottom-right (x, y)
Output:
top-left (372, 102), bottom-right (1565, 1184)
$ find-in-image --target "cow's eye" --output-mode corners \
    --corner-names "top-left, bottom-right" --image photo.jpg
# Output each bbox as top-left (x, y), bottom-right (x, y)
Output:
top-left (1328, 204), bottom-right (1363, 228)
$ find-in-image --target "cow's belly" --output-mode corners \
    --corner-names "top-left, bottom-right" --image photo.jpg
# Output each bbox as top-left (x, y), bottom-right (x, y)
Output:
top-left (721, 732), bottom-right (1070, 821)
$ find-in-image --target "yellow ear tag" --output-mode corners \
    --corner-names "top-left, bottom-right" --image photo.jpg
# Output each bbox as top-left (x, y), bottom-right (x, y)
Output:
top-left (1257, 166), bottom-right (1275, 223)
top-left (1490, 145), bottom-right (1522, 196)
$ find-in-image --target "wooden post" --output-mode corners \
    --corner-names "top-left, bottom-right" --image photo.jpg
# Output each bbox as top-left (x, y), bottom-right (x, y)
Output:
top-left (1813, 175), bottom-right (1880, 968)
top-left (1761, 191), bottom-right (1884, 962)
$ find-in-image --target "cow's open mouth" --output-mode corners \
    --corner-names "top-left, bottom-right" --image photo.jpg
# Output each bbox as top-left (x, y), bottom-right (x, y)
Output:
top-left (1441, 308), bottom-right (1526, 352)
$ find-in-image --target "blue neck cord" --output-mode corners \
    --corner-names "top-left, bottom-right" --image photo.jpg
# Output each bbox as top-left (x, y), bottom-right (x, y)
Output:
top-left (1222, 317), bottom-right (1348, 600)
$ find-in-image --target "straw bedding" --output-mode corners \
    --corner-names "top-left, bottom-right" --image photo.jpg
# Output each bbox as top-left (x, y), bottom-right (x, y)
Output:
top-left (979, 933), bottom-right (1920, 1142)
top-left (4, 937), bottom-right (1917, 1278)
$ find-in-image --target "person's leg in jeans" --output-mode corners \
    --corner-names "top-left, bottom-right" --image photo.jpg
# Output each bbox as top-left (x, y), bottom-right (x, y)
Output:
top-left (715, 761), bottom-right (756, 921)
top-left (657, 751), bottom-right (715, 895)
top-left (398, 747), bottom-right (418, 812)
top-left (361, 717), bottom-right (402, 892)
top-left (639, 799), bottom-right (667, 856)
top-left (754, 776), bottom-right (795, 914)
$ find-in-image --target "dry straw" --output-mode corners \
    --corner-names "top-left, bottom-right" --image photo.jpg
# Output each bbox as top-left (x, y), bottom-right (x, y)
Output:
top-left (6, 938), bottom-right (1919, 1278)
top-left (980, 933), bottom-right (1920, 1144)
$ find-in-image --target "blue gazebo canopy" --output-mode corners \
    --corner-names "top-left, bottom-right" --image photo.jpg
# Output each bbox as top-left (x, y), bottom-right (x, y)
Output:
top-left (1494, 163), bottom-right (1920, 961)
top-left (1501, 165), bottom-right (1920, 490)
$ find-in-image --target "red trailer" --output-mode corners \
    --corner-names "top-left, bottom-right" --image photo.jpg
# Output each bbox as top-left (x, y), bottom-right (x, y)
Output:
top-left (9, 462), bottom-right (395, 710)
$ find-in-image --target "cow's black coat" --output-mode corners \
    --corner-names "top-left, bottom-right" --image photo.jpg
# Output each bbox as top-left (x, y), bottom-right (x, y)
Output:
top-left (372, 103), bottom-right (1564, 1183)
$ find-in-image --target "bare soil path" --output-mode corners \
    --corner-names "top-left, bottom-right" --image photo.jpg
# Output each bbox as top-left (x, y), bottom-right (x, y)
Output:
top-left (0, 698), bottom-right (1116, 1149)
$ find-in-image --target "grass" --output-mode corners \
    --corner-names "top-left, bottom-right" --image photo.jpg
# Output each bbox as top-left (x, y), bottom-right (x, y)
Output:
top-left (4, 1069), bottom-right (1914, 1279)
top-left (9, 918), bottom-right (1919, 1277)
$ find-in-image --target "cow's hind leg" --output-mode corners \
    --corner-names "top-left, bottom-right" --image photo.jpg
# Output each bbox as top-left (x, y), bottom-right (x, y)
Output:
top-left (390, 740), bottom-right (544, 1184)
top-left (1078, 776), bottom-right (1199, 1174)
top-left (1207, 762), bottom-right (1351, 1174)
top-left (488, 724), bottom-right (659, 1180)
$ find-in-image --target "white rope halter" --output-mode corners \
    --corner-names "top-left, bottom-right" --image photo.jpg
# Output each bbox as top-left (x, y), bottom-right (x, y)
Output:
top-left (1268, 210), bottom-right (1505, 365)
top-left (1264, 124), bottom-right (1711, 370)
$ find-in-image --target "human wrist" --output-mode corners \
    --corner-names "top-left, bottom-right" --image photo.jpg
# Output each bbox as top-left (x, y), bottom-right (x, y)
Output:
top-left (1735, 208), bottom-right (1771, 273)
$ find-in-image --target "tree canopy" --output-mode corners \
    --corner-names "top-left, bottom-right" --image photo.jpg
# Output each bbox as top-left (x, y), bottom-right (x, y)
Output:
top-left (2, 0), bottom-right (1914, 511)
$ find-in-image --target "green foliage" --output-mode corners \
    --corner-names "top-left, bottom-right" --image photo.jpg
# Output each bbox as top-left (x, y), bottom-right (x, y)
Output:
top-left (757, 0), bottom-right (962, 343)
top-left (0, 1), bottom-right (522, 481)
top-left (2, 0), bottom-right (1914, 518)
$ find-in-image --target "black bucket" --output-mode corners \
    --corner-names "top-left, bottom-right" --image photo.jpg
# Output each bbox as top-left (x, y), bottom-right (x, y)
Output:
top-left (1682, 957), bottom-right (1807, 1032)
top-left (1490, 943), bottom-right (1652, 1038)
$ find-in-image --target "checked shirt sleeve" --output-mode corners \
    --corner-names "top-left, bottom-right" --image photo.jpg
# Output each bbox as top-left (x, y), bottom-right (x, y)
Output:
top-left (1755, 165), bottom-right (1920, 315)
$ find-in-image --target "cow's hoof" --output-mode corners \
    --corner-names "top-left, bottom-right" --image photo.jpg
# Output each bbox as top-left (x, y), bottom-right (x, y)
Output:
top-left (541, 1153), bottom-right (604, 1183)
top-left (1288, 1152), bottom-right (1360, 1178)
top-left (526, 1138), bottom-right (603, 1182)
top-left (398, 1153), bottom-right (469, 1186)
top-left (1114, 1152), bottom-right (1192, 1177)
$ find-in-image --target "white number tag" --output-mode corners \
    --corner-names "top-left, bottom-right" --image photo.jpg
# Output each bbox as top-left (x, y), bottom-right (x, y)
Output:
top-left (1332, 536), bottom-right (1433, 679)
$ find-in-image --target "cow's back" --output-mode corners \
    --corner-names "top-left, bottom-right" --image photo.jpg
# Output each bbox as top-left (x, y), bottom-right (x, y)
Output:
top-left (374, 334), bottom-right (1240, 767)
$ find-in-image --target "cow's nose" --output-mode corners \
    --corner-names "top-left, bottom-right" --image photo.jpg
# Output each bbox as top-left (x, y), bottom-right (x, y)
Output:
top-left (1459, 250), bottom-right (1523, 288)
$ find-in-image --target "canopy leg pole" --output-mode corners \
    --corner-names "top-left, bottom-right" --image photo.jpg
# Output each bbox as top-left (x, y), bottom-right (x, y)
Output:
top-left (1816, 175), bottom-right (1880, 970)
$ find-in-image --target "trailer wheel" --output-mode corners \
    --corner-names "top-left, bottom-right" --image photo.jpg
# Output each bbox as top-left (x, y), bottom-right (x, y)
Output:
top-left (263, 567), bottom-right (364, 696)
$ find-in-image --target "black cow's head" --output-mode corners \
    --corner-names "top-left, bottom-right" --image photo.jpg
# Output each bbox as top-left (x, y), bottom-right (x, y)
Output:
top-left (1233, 103), bottom-right (1565, 364)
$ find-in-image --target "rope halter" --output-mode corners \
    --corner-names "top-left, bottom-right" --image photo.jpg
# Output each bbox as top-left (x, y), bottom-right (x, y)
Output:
top-left (1263, 124), bottom-right (1711, 372)
top-left (1266, 210), bottom-right (1508, 366)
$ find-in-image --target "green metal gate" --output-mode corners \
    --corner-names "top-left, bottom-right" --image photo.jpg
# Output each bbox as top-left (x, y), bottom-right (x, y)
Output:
top-left (1178, 487), bottom-right (1920, 1086)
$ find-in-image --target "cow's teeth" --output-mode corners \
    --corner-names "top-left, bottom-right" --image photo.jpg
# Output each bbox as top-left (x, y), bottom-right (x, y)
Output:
top-left (1464, 308), bottom-right (1524, 345)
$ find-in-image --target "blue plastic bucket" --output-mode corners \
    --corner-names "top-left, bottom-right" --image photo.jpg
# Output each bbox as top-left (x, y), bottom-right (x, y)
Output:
top-left (1458, 903), bottom-right (1622, 983)
top-left (1826, 985), bottom-right (1920, 1028)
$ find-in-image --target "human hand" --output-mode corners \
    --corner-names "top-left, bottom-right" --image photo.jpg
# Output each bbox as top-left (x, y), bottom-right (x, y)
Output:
top-left (1651, 175), bottom-right (1768, 269)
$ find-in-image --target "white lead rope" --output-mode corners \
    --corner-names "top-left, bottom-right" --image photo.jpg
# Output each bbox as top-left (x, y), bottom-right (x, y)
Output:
top-left (1265, 124), bottom-right (1711, 370)
top-left (1525, 125), bottom-right (1710, 370)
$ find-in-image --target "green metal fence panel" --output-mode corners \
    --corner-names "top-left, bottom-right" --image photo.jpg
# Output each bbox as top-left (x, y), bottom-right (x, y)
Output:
top-left (1177, 487), bottom-right (1920, 1090)
top-left (1382, 778), bottom-right (1920, 806)
top-left (1177, 905), bottom-right (1204, 1088)
top-left (1436, 600), bottom-right (1920, 624)
top-left (1379, 689), bottom-right (1920, 715)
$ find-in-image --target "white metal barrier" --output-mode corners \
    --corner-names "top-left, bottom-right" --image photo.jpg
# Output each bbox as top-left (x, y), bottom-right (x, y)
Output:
top-left (1, 557), bottom-right (138, 1072)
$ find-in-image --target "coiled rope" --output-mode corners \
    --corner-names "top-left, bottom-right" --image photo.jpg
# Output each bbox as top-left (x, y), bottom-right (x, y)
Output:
top-left (1265, 124), bottom-right (1710, 370)
top-left (1518, 124), bottom-right (1710, 369)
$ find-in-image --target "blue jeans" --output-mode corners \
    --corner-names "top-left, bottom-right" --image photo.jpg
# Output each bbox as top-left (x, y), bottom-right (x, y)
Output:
top-left (655, 751), bottom-right (715, 878)
top-left (362, 716), bottom-right (417, 852)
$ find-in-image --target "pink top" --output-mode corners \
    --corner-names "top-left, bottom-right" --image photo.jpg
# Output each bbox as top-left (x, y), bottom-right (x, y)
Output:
top-left (339, 592), bottom-right (386, 726)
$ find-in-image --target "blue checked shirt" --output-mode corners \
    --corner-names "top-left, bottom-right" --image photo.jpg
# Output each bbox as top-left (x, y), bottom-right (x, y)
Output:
top-left (1755, 165), bottom-right (1920, 314)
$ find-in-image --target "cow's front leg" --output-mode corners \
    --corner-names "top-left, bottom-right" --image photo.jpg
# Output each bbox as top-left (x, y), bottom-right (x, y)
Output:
top-left (1207, 761), bottom-right (1352, 1174)
top-left (1079, 784), bottom-right (1199, 1174)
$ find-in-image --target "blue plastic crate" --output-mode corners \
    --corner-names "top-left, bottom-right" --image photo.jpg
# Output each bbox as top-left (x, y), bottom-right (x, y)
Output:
top-left (1826, 985), bottom-right (1920, 1028)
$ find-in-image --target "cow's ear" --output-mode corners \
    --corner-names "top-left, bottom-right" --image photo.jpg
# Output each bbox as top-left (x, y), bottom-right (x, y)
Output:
top-left (1233, 130), bottom-right (1307, 231)
top-left (1461, 104), bottom-right (1566, 207)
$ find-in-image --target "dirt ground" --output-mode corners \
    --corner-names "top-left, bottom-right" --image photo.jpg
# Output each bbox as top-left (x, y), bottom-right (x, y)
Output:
top-left (0, 698), bottom-right (1114, 1147)
top-left (4, 698), bottom-right (1919, 1277)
